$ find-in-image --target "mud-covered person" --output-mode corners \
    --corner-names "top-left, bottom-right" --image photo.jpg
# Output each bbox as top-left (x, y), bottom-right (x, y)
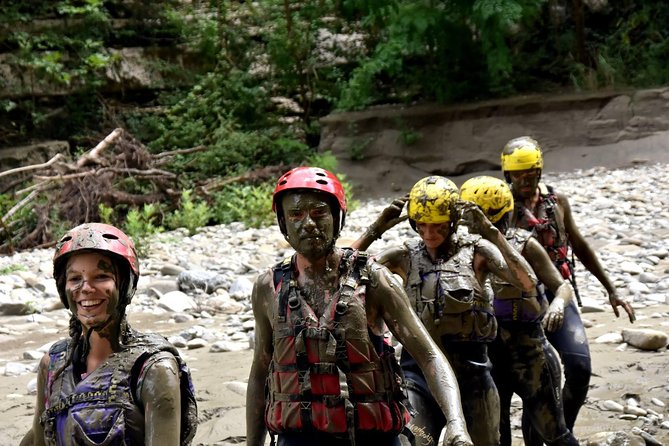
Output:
top-left (500, 136), bottom-right (635, 442)
top-left (352, 176), bottom-right (538, 446)
top-left (21, 223), bottom-right (197, 446)
top-left (461, 176), bottom-right (579, 446)
top-left (246, 167), bottom-right (473, 446)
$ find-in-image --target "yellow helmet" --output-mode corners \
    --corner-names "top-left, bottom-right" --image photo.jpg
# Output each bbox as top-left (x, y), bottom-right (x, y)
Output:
top-left (408, 176), bottom-right (459, 225)
top-left (460, 176), bottom-right (514, 224)
top-left (500, 136), bottom-right (544, 172)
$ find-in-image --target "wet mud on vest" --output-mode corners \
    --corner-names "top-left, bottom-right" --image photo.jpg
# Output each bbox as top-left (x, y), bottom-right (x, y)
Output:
top-left (490, 228), bottom-right (548, 324)
top-left (265, 249), bottom-right (410, 446)
top-left (42, 330), bottom-right (197, 446)
top-left (403, 231), bottom-right (496, 344)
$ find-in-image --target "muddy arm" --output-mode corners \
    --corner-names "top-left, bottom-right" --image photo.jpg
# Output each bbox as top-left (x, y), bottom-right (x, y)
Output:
top-left (558, 193), bottom-right (635, 322)
top-left (351, 195), bottom-right (409, 251)
top-left (524, 237), bottom-right (573, 332)
top-left (246, 273), bottom-right (274, 446)
top-left (461, 202), bottom-right (536, 292)
top-left (475, 237), bottom-right (537, 295)
top-left (140, 354), bottom-right (181, 446)
top-left (22, 354), bottom-right (49, 446)
top-left (367, 265), bottom-right (473, 446)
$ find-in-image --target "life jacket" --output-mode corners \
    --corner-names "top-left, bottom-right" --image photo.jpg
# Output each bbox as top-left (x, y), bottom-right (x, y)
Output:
top-left (41, 330), bottom-right (197, 446)
top-left (490, 228), bottom-right (548, 324)
top-left (514, 183), bottom-right (571, 280)
top-left (404, 228), bottom-right (497, 343)
top-left (264, 249), bottom-right (410, 445)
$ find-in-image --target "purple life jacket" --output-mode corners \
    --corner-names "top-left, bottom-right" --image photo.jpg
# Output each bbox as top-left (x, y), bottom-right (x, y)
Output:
top-left (41, 331), bottom-right (197, 445)
top-left (491, 228), bottom-right (548, 323)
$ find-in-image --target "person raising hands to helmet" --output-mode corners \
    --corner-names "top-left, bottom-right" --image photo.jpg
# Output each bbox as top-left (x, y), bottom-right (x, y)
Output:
top-left (353, 176), bottom-right (537, 446)
top-left (22, 223), bottom-right (197, 446)
top-left (461, 176), bottom-right (579, 446)
top-left (501, 136), bottom-right (634, 440)
top-left (246, 167), bottom-right (473, 446)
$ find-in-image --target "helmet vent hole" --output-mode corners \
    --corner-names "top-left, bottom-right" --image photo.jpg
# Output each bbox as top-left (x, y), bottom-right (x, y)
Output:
top-left (103, 234), bottom-right (119, 241)
top-left (315, 172), bottom-right (326, 177)
top-left (315, 179), bottom-right (328, 185)
top-left (61, 236), bottom-right (72, 242)
top-left (279, 180), bottom-right (288, 186)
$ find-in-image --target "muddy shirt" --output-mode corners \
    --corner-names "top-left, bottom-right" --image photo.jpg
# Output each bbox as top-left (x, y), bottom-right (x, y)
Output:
top-left (265, 249), bottom-right (410, 438)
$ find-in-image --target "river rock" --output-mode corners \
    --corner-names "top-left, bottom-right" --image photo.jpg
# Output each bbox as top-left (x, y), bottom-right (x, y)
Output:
top-left (595, 332), bottom-right (623, 344)
top-left (621, 328), bottom-right (668, 350)
top-left (158, 291), bottom-right (198, 313)
top-left (585, 431), bottom-right (645, 446)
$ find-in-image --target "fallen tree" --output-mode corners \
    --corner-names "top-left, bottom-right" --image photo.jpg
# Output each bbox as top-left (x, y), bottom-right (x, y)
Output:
top-left (0, 128), bottom-right (292, 253)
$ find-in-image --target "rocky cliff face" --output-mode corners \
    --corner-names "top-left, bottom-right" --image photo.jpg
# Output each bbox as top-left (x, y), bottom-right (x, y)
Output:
top-left (0, 1), bottom-right (203, 168)
top-left (319, 88), bottom-right (669, 197)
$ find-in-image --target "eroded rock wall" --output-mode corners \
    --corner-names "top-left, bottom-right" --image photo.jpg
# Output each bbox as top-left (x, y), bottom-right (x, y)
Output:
top-left (319, 88), bottom-right (669, 196)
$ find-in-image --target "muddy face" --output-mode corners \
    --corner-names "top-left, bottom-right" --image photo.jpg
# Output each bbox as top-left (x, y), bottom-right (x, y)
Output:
top-left (65, 252), bottom-right (122, 333)
top-left (509, 168), bottom-right (541, 199)
top-left (415, 221), bottom-right (450, 250)
top-left (281, 191), bottom-right (336, 261)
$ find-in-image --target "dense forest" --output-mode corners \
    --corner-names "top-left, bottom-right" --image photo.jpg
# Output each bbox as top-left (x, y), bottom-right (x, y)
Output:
top-left (1, 0), bottom-right (668, 252)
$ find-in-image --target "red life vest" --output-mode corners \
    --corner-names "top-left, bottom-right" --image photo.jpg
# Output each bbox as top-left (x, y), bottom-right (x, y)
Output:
top-left (264, 249), bottom-right (410, 443)
top-left (515, 183), bottom-right (571, 280)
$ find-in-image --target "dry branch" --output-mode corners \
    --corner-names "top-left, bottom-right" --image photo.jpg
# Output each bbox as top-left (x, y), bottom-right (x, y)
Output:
top-left (35, 167), bottom-right (177, 182)
top-left (1, 128), bottom-right (186, 252)
top-left (76, 127), bottom-right (123, 168)
top-left (153, 145), bottom-right (207, 162)
top-left (1, 188), bottom-right (42, 224)
top-left (0, 153), bottom-right (65, 179)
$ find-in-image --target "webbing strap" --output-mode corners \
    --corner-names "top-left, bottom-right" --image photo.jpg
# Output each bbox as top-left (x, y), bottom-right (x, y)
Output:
top-left (276, 257), bottom-right (293, 323)
top-left (43, 389), bottom-right (126, 419)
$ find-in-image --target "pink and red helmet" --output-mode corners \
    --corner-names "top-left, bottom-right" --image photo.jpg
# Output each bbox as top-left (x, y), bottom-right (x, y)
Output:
top-left (272, 167), bottom-right (347, 236)
top-left (53, 223), bottom-right (139, 308)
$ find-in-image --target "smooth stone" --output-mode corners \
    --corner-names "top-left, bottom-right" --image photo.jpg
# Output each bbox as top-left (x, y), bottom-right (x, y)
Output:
top-left (600, 400), bottom-right (624, 412)
top-left (651, 397), bottom-right (665, 407)
top-left (158, 291), bottom-right (198, 313)
top-left (595, 332), bottom-right (623, 344)
top-left (209, 340), bottom-right (247, 353)
top-left (622, 328), bottom-right (668, 350)
top-left (186, 338), bottom-right (208, 349)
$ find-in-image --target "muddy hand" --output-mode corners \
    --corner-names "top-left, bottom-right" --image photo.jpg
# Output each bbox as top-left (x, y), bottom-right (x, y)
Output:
top-left (443, 421), bottom-right (473, 446)
top-left (369, 194), bottom-right (409, 238)
top-left (444, 434), bottom-right (473, 446)
top-left (456, 200), bottom-right (495, 239)
top-left (609, 291), bottom-right (636, 323)
top-left (543, 297), bottom-right (565, 332)
top-left (377, 194), bottom-right (409, 232)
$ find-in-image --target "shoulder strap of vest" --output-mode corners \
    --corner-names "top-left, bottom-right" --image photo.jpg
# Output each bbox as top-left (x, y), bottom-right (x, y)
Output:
top-left (273, 256), bottom-right (293, 323)
top-left (46, 339), bottom-right (69, 371)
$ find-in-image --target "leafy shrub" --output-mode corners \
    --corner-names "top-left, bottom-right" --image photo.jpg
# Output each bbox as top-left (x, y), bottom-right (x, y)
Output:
top-left (212, 183), bottom-right (275, 229)
top-left (165, 190), bottom-right (211, 235)
top-left (123, 204), bottom-right (164, 256)
top-left (0, 263), bottom-right (27, 275)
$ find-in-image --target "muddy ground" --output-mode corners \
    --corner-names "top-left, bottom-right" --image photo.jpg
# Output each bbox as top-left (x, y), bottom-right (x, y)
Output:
top-left (1, 300), bottom-right (668, 445)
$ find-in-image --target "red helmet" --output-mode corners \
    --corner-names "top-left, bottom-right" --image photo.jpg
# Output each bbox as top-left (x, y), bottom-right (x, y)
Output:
top-left (53, 223), bottom-right (139, 308)
top-left (272, 166), bottom-right (347, 236)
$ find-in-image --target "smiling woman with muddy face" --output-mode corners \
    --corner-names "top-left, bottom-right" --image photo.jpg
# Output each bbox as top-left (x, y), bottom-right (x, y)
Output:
top-left (22, 223), bottom-right (197, 446)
